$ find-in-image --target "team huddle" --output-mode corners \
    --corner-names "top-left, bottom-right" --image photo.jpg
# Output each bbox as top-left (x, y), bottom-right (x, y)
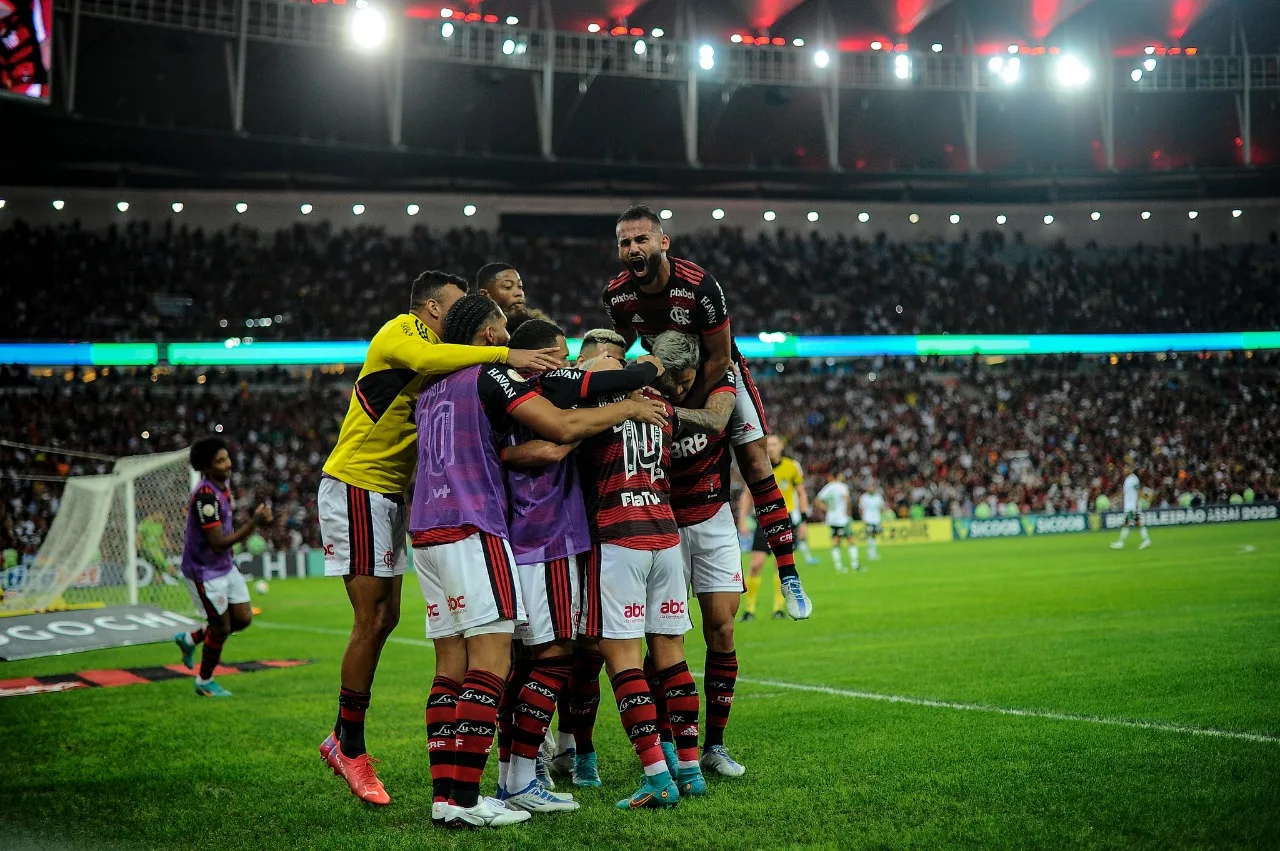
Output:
top-left (173, 206), bottom-right (813, 828)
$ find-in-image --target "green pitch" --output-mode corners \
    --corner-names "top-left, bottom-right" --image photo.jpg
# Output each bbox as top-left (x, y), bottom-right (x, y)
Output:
top-left (3, 525), bottom-right (1279, 850)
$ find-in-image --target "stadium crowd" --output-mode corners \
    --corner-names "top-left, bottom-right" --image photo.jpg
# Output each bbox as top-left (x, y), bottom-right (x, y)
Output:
top-left (3, 352), bottom-right (1275, 561)
top-left (3, 220), bottom-right (1279, 341)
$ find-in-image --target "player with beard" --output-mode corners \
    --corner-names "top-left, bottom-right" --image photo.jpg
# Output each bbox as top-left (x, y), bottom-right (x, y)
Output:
top-left (413, 296), bottom-right (668, 827)
top-left (603, 205), bottom-right (811, 621)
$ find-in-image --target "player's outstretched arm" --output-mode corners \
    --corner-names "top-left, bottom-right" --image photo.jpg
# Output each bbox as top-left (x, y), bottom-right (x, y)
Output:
top-left (203, 504), bottom-right (272, 553)
top-left (676, 384), bottom-right (737, 435)
top-left (510, 394), bottom-right (667, 444)
top-left (501, 440), bottom-right (579, 468)
top-left (385, 324), bottom-right (564, 377)
top-left (537, 360), bottom-right (661, 408)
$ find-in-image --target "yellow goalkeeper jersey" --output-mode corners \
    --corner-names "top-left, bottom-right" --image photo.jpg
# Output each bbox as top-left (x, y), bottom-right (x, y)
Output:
top-left (322, 313), bottom-right (509, 495)
top-left (774, 456), bottom-right (805, 513)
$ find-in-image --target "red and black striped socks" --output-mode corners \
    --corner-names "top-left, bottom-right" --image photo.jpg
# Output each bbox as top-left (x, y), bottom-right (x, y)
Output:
top-left (506, 655), bottom-right (572, 792)
top-left (610, 668), bottom-right (669, 777)
top-left (749, 475), bottom-right (799, 579)
top-left (197, 633), bottom-right (225, 683)
top-left (703, 650), bottom-right (738, 750)
top-left (425, 676), bottom-right (458, 803)
top-left (658, 661), bottom-right (701, 768)
top-left (644, 656), bottom-right (674, 744)
top-left (451, 669), bottom-right (505, 809)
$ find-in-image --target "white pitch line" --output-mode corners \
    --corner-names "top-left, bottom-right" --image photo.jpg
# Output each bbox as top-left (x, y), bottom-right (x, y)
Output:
top-left (731, 674), bottom-right (1280, 745)
top-left (1238, 544), bottom-right (1257, 555)
top-left (255, 621), bottom-right (1278, 746)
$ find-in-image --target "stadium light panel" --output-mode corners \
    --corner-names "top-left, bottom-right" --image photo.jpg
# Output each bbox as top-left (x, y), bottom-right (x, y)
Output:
top-left (699, 44), bottom-right (715, 70)
top-left (1144, 58), bottom-right (1156, 72)
top-left (807, 211), bottom-right (819, 222)
top-left (503, 39), bottom-right (516, 55)
top-left (463, 204), bottom-right (477, 216)
top-left (52, 200), bottom-right (64, 210)
top-left (588, 23), bottom-right (601, 33)
top-left (909, 213), bottom-right (920, 223)
top-left (406, 204), bottom-right (420, 216)
top-left (763, 210), bottom-right (777, 222)
top-left (171, 202), bottom-right (183, 213)
top-left (116, 201), bottom-right (129, 212)
top-left (1054, 55), bottom-right (1092, 88)
top-left (350, 5), bottom-right (387, 51)
top-left (996, 215), bottom-right (1007, 225)
top-left (1131, 68), bottom-right (1143, 81)
top-left (949, 213), bottom-right (960, 224)
top-left (352, 204), bottom-right (365, 215)
top-left (300, 203), bottom-right (313, 215)
top-left (931, 43), bottom-right (942, 52)
top-left (633, 39), bottom-right (647, 56)
top-left (793, 38), bottom-right (805, 47)
top-left (1008, 43), bottom-right (1019, 54)
top-left (711, 208), bottom-right (725, 220)
top-left (894, 54), bottom-right (911, 80)
top-left (1091, 211), bottom-right (1101, 221)
top-left (1145, 45), bottom-right (1155, 54)
top-left (1141, 211), bottom-right (1151, 220)
top-left (507, 16), bottom-right (518, 25)
top-left (440, 7), bottom-right (452, 17)
top-left (870, 41), bottom-right (882, 50)
top-left (441, 22), bottom-right (454, 37)
top-left (235, 202), bottom-right (248, 214)
top-left (1043, 214), bottom-right (1054, 225)
top-left (731, 33), bottom-right (743, 43)
top-left (659, 208), bottom-right (673, 220)
top-left (857, 212), bottom-right (870, 223)
top-left (814, 49), bottom-right (830, 68)
top-left (1188, 211), bottom-right (1198, 219)
top-left (651, 27), bottom-right (664, 38)
top-left (1232, 209), bottom-right (1242, 218)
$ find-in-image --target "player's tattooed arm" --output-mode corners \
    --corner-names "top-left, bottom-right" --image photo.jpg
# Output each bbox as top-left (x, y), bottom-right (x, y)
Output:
top-left (501, 440), bottom-right (579, 467)
top-left (685, 321), bottom-right (733, 409)
top-left (675, 385), bottom-right (736, 435)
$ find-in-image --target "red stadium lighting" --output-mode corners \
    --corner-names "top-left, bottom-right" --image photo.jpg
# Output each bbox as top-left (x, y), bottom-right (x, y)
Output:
top-left (894, 43), bottom-right (908, 52)
top-left (1169, 47), bottom-right (1181, 55)
top-left (482, 14), bottom-right (497, 23)
top-left (630, 27), bottom-right (644, 36)
top-left (464, 12), bottom-right (480, 22)
top-left (1048, 46), bottom-right (1061, 54)
top-left (1185, 47), bottom-right (1197, 55)
top-left (754, 36), bottom-right (769, 45)
top-left (611, 25), bottom-right (627, 35)
top-left (771, 37), bottom-right (785, 45)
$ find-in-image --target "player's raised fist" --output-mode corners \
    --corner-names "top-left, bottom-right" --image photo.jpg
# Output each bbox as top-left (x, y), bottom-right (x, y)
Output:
top-left (506, 347), bottom-right (564, 372)
top-left (252, 504), bottom-right (274, 526)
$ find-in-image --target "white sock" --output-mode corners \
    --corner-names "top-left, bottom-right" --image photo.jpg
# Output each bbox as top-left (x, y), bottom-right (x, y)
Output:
top-left (1140, 527), bottom-right (1150, 542)
top-left (851, 546), bottom-right (859, 566)
top-left (498, 758), bottom-right (509, 790)
top-left (798, 540), bottom-right (812, 558)
top-left (194, 674), bottom-right (212, 686)
top-left (508, 755), bottom-right (536, 794)
top-left (556, 731), bottom-right (575, 754)
top-left (184, 630), bottom-right (202, 644)
top-left (868, 540), bottom-right (878, 558)
top-left (831, 547), bottom-right (843, 569)
top-left (1119, 528), bottom-right (1130, 543)
top-left (678, 758), bottom-right (699, 770)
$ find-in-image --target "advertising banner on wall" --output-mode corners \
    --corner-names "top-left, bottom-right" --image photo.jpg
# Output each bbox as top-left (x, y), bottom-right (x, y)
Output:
top-left (809, 518), bottom-right (953, 549)
top-left (953, 513), bottom-right (1095, 540)
top-left (0, 605), bottom-right (202, 660)
top-left (1099, 502), bottom-right (1279, 530)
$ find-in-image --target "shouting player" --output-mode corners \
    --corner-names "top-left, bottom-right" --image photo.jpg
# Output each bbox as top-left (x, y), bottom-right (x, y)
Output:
top-left (816, 473), bottom-right (856, 573)
top-left (737, 435), bottom-right (811, 620)
top-left (604, 205), bottom-right (811, 619)
top-left (318, 271), bottom-right (562, 807)
top-left (1111, 464), bottom-right (1152, 550)
top-left (173, 438), bottom-right (273, 698)
top-left (413, 296), bottom-right (668, 827)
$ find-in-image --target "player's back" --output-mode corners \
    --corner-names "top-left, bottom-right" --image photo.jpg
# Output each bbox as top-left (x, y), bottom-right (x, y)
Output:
top-left (578, 390), bottom-right (679, 551)
top-left (506, 421), bottom-right (592, 563)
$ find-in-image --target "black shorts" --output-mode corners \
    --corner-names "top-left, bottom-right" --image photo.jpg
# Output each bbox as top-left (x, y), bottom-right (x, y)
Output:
top-left (864, 523), bottom-right (882, 538)
top-left (1125, 510), bottom-right (1143, 526)
top-left (829, 524), bottom-right (849, 540)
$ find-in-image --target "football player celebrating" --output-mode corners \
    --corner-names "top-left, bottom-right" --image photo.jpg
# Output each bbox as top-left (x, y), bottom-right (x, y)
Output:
top-left (603, 205), bottom-right (811, 620)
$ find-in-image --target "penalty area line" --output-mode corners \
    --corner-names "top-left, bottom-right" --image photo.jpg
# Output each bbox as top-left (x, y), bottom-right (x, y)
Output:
top-left (726, 674), bottom-right (1280, 745)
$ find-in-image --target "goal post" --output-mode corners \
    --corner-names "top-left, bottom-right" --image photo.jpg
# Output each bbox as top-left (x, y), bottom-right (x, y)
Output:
top-left (0, 448), bottom-right (197, 616)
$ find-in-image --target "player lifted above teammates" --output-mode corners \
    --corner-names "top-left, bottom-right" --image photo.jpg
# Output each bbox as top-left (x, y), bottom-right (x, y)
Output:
top-left (318, 271), bottom-right (562, 807)
top-left (412, 296), bottom-right (669, 827)
top-left (737, 434), bottom-right (811, 620)
top-left (173, 438), bottom-right (273, 698)
top-left (1111, 464), bottom-right (1152, 550)
top-left (604, 205), bottom-right (811, 619)
top-left (816, 473), bottom-right (856, 573)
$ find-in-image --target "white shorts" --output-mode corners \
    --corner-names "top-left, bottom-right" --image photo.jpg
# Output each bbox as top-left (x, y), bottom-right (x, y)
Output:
top-left (727, 361), bottom-right (770, 447)
top-left (186, 569), bottom-right (250, 619)
top-left (318, 476), bottom-right (408, 579)
top-left (515, 555), bottom-right (580, 647)
top-left (579, 542), bottom-right (691, 640)
top-left (679, 504), bottom-right (745, 596)
top-left (413, 531), bottom-right (524, 640)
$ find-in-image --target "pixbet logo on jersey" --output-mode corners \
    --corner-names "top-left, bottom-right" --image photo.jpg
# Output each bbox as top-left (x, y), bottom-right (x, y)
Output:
top-left (660, 600), bottom-right (686, 616)
top-left (623, 603), bottom-right (645, 619)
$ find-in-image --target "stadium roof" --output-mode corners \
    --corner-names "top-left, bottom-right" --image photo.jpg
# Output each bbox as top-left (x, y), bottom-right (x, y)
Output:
top-left (1, 0), bottom-right (1278, 201)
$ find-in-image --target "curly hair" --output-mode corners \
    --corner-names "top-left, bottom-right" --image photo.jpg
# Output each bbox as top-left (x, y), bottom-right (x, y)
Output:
top-left (442, 293), bottom-right (504, 345)
top-left (190, 437), bottom-right (229, 472)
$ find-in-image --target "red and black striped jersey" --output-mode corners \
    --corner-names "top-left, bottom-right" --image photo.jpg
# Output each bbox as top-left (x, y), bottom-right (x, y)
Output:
top-left (577, 389), bottom-right (680, 551)
top-left (670, 369), bottom-right (737, 527)
top-left (604, 256), bottom-right (742, 363)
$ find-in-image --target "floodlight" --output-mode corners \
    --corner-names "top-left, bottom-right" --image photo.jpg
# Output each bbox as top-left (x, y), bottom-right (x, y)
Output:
top-left (894, 54), bottom-right (911, 80)
top-left (506, 16), bottom-right (519, 25)
top-left (588, 23), bottom-right (601, 33)
top-left (301, 204), bottom-right (313, 215)
top-left (996, 215), bottom-right (1007, 225)
top-left (406, 204), bottom-right (420, 216)
top-left (1054, 55), bottom-right (1092, 88)
top-left (793, 38), bottom-right (804, 46)
top-left (634, 39), bottom-right (646, 56)
top-left (463, 204), bottom-right (477, 216)
top-left (1232, 209), bottom-right (1242, 218)
top-left (807, 211), bottom-right (819, 222)
top-left (711, 208), bottom-right (725, 220)
top-left (502, 39), bottom-right (516, 55)
top-left (116, 201), bottom-right (129, 212)
top-left (350, 6), bottom-right (387, 50)
top-left (857, 212), bottom-right (870, 223)
top-left (659, 209), bottom-right (673, 220)
top-left (699, 44), bottom-right (715, 70)
top-left (1143, 58), bottom-right (1156, 72)
top-left (353, 204), bottom-right (365, 215)
top-left (1131, 68), bottom-right (1142, 81)
top-left (651, 27), bottom-right (664, 38)
top-left (1090, 211), bottom-right (1101, 221)
top-left (814, 49), bottom-right (830, 68)
top-left (763, 210), bottom-right (776, 222)
top-left (441, 22), bottom-right (454, 37)
top-left (1043, 214), bottom-right (1054, 225)
top-left (931, 43), bottom-right (942, 52)
top-left (171, 202), bottom-right (183, 213)
top-left (235, 202), bottom-right (248, 214)
top-left (949, 213), bottom-right (960, 224)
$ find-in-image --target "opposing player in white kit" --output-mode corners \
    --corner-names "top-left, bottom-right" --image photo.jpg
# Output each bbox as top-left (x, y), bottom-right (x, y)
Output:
top-left (858, 484), bottom-right (886, 563)
top-left (816, 474), bottom-right (856, 573)
top-left (1111, 466), bottom-right (1152, 550)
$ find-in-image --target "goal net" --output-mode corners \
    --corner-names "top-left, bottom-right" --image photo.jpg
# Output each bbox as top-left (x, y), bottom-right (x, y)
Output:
top-left (0, 448), bottom-right (196, 615)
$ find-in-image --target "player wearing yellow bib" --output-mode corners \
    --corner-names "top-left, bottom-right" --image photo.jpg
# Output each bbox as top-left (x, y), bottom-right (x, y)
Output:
top-left (318, 270), bottom-right (562, 807)
top-left (736, 435), bottom-right (812, 620)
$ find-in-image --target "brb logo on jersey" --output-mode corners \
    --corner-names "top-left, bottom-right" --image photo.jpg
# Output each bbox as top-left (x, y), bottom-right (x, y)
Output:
top-left (669, 306), bottom-right (691, 324)
top-left (447, 594), bottom-right (467, 612)
top-left (660, 600), bottom-right (686, 616)
top-left (671, 432), bottom-right (709, 460)
top-left (623, 603), bottom-right (645, 620)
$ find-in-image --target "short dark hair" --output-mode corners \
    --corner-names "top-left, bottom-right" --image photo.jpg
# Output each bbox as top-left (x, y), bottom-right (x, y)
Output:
top-left (617, 204), bottom-right (663, 230)
top-left (190, 437), bottom-right (228, 472)
top-left (509, 318), bottom-right (565, 351)
top-left (442, 293), bottom-right (504, 344)
top-left (410, 270), bottom-right (468, 312)
top-left (475, 262), bottom-right (516, 293)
